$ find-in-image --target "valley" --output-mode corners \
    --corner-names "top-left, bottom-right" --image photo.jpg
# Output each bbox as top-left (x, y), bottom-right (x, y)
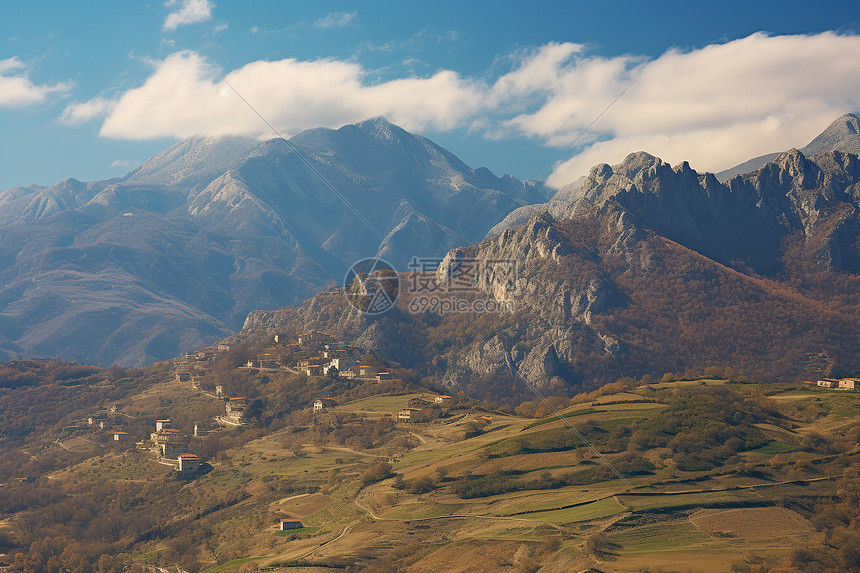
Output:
top-left (1, 349), bottom-right (858, 572)
top-left (5, 6), bottom-right (860, 572)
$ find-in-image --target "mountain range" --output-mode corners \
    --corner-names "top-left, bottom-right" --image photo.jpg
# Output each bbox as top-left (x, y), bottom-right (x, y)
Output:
top-left (2, 112), bottom-right (860, 379)
top-left (241, 114), bottom-right (860, 391)
top-left (0, 118), bottom-right (544, 365)
top-left (489, 113), bottom-right (860, 236)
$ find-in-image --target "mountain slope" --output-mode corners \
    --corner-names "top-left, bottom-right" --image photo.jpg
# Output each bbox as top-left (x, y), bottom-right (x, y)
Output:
top-left (242, 147), bottom-right (860, 391)
top-left (0, 119), bottom-right (543, 366)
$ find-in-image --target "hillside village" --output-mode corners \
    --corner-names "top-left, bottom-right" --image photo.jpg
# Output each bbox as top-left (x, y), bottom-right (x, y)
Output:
top-left (4, 335), bottom-right (860, 573)
top-left (71, 328), bottom-right (860, 488)
top-left (73, 331), bottom-right (467, 483)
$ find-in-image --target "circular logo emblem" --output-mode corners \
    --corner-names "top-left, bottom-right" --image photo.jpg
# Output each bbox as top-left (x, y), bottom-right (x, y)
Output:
top-left (343, 258), bottom-right (400, 315)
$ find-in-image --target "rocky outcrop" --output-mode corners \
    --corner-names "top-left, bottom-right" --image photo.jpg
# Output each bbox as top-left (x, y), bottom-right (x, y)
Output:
top-left (236, 116), bottom-right (860, 391)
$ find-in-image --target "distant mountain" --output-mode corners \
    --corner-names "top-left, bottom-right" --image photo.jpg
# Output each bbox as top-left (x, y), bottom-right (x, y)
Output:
top-left (243, 145), bottom-right (860, 391)
top-left (490, 114), bottom-right (860, 237)
top-left (0, 118), bottom-right (545, 365)
top-left (715, 113), bottom-right (860, 181)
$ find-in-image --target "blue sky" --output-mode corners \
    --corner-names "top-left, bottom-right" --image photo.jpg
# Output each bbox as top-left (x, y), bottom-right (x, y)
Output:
top-left (2, 0), bottom-right (859, 191)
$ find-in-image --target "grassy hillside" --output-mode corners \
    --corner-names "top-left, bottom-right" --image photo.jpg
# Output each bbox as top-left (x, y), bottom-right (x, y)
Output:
top-left (2, 360), bottom-right (860, 572)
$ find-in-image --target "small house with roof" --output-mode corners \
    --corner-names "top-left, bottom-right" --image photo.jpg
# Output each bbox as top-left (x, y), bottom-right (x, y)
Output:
top-left (397, 408), bottom-right (422, 422)
top-left (313, 398), bottom-right (337, 412)
top-left (323, 358), bottom-right (342, 375)
top-left (177, 453), bottom-right (200, 474)
top-left (112, 431), bottom-right (129, 442)
top-left (840, 378), bottom-right (859, 390)
top-left (156, 419), bottom-right (171, 431)
top-left (226, 398), bottom-right (246, 414)
top-left (280, 519), bottom-right (304, 531)
top-left (162, 441), bottom-right (185, 458)
top-left (194, 346), bottom-right (218, 361)
top-left (817, 379), bottom-right (840, 388)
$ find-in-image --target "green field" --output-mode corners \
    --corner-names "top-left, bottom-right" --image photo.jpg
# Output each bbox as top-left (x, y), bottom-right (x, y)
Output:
top-left (25, 375), bottom-right (857, 573)
top-left (339, 393), bottom-right (427, 413)
top-left (518, 496), bottom-right (628, 524)
top-left (646, 378), bottom-right (729, 389)
top-left (274, 526), bottom-right (320, 536)
top-left (610, 520), bottom-right (716, 553)
top-left (200, 556), bottom-right (271, 573)
top-left (617, 489), bottom-right (761, 512)
top-left (750, 440), bottom-right (797, 454)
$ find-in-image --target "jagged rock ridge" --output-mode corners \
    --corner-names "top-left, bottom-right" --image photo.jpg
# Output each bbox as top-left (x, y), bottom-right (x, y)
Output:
top-left (241, 145), bottom-right (860, 391)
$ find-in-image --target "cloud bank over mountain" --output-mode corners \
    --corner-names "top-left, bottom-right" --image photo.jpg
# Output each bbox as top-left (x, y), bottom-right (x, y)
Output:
top-left (64, 32), bottom-right (860, 186)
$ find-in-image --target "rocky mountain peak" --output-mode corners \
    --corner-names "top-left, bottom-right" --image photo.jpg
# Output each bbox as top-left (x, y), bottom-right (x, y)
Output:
top-left (354, 116), bottom-right (404, 144)
top-left (803, 113), bottom-right (860, 156)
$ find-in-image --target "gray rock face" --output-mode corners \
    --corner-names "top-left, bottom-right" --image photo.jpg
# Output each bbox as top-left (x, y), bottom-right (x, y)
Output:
top-left (237, 128), bottom-right (860, 391)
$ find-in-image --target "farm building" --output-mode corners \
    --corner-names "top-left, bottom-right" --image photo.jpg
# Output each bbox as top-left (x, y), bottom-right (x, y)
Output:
top-left (257, 353), bottom-right (279, 369)
top-left (434, 395), bottom-right (453, 404)
top-left (112, 431), bottom-right (129, 442)
top-left (839, 378), bottom-right (858, 390)
top-left (175, 371), bottom-right (191, 383)
top-left (162, 441), bottom-right (185, 458)
top-left (298, 331), bottom-right (334, 347)
top-left (397, 408), bottom-right (422, 422)
top-left (151, 429), bottom-right (181, 447)
top-left (156, 419), bottom-right (171, 431)
top-left (323, 358), bottom-right (342, 375)
top-left (194, 346), bottom-right (217, 360)
top-left (177, 453), bottom-right (200, 473)
top-left (280, 519), bottom-right (304, 531)
top-left (313, 398), bottom-right (337, 412)
top-left (817, 379), bottom-right (839, 388)
top-left (226, 398), bottom-right (246, 414)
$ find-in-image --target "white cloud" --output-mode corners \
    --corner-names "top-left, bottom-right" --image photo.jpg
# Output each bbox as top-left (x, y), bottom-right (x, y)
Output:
top-left (60, 96), bottom-right (115, 125)
top-left (0, 57), bottom-right (71, 108)
top-left (87, 51), bottom-right (484, 139)
top-left (163, 0), bottom-right (215, 31)
top-left (109, 159), bottom-right (133, 169)
top-left (0, 56), bottom-right (26, 74)
top-left (489, 33), bottom-right (860, 186)
top-left (70, 32), bottom-right (860, 188)
top-left (315, 11), bottom-right (357, 29)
